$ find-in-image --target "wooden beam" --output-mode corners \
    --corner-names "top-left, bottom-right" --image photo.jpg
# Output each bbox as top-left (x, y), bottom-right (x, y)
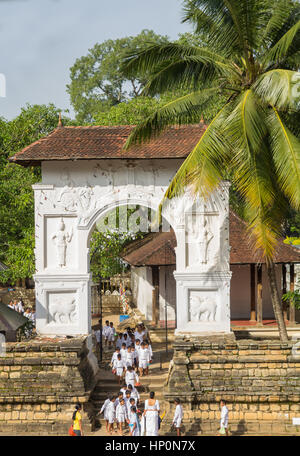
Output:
top-left (257, 265), bottom-right (263, 326)
top-left (289, 264), bottom-right (296, 325)
top-left (250, 264), bottom-right (256, 321)
top-left (282, 264), bottom-right (287, 321)
top-left (151, 266), bottom-right (159, 326)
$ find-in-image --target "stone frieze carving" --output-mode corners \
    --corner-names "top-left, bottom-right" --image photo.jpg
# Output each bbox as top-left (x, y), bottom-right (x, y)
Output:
top-left (189, 295), bottom-right (217, 322)
top-left (48, 295), bottom-right (77, 325)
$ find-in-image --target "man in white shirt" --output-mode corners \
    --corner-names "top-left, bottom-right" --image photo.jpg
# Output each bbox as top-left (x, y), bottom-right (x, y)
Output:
top-left (219, 399), bottom-right (229, 436)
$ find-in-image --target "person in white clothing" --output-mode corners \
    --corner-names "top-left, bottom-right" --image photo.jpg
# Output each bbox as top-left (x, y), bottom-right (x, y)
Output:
top-left (134, 325), bottom-right (145, 343)
top-left (99, 394), bottom-right (110, 433)
top-left (110, 348), bottom-right (120, 369)
top-left (120, 383), bottom-right (128, 399)
top-left (107, 396), bottom-right (116, 435)
top-left (145, 340), bottom-right (153, 363)
top-left (102, 321), bottom-right (110, 347)
top-left (143, 391), bottom-right (160, 436)
top-left (113, 354), bottom-right (126, 385)
top-left (120, 343), bottom-right (127, 362)
top-left (16, 300), bottom-right (24, 314)
top-left (108, 322), bottom-right (116, 347)
top-left (125, 346), bottom-right (135, 368)
top-left (122, 333), bottom-right (131, 348)
top-left (114, 392), bottom-right (124, 409)
top-left (127, 384), bottom-right (140, 405)
top-left (139, 342), bottom-right (150, 376)
top-left (116, 333), bottom-right (123, 350)
top-left (172, 398), bottom-right (183, 436)
top-left (129, 405), bottom-right (141, 436)
top-left (219, 399), bottom-right (229, 436)
top-left (125, 366), bottom-right (139, 387)
top-left (116, 397), bottom-right (128, 435)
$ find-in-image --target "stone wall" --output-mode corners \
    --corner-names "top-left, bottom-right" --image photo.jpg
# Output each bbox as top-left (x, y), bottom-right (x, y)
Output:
top-left (0, 287), bottom-right (35, 308)
top-left (0, 336), bottom-right (98, 435)
top-left (164, 336), bottom-right (300, 435)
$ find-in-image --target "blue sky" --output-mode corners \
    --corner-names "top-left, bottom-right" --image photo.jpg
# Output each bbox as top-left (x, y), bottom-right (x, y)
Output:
top-left (0, 0), bottom-right (191, 119)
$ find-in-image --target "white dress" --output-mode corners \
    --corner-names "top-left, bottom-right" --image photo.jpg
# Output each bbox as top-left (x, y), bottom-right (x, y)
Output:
top-left (144, 399), bottom-right (160, 436)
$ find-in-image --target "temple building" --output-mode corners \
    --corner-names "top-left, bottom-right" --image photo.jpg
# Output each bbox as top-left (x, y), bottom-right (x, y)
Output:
top-left (122, 211), bottom-right (300, 328)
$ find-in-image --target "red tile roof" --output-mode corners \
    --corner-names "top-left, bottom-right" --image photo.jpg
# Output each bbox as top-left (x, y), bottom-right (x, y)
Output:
top-left (9, 124), bottom-right (207, 165)
top-left (121, 211), bottom-right (300, 266)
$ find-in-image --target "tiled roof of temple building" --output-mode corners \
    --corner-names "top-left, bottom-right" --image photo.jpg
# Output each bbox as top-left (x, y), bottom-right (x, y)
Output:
top-left (121, 211), bottom-right (300, 266)
top-left (9, 124), bottom-right (207, 165)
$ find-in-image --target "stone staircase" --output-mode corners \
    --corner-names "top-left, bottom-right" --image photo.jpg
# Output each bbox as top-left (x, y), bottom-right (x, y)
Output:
top-left (86, 346), bottom-right (173, 433)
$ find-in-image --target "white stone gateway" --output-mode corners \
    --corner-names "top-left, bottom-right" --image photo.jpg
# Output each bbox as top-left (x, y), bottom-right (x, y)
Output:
top-left (10, 125), bottom-right (232, 336)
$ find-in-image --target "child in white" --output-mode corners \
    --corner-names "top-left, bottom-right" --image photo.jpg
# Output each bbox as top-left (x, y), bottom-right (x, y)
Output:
top-left (120, 384), bottom-right (128, 399)
top-left (116, 333), bottom-right (123, 350)
top-left (106, 397), bottom-right (116, 434)
top-left (127, 384), bottom-right (140, 404)
top-left (116, 398), bottom-right (128, 435)
top-left (120, 343), bottom-right (127, 362)
top-left (125, 346), bottom-right (135, 368)
top-left (220, 399), bottom-right (229, 436)
top-left (145, 341), bottom-right (153, 362)
top-left (172, 398), bottom-right (183, 436)
top-left (125, 366), bottom-right (139, 387)
top-left (122, 333), bottom-right (131, 348)
top-left (111, 348), bottom-right (120, 368)
top-left (138, 343), bottom-right (150, 376)
top-left (113, 354), bottom-right (126, 384)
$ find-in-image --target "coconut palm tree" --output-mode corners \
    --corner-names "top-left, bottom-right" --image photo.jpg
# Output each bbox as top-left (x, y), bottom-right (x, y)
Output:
top-left (122, 0), bottom-right (300, 341)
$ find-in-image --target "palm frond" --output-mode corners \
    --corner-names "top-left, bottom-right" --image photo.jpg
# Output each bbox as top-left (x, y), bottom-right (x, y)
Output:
top-left (142, 53), bottom-right (234, 96)
top-left (159, 102), bottom-right (232, 215)
top-left (122, 43), bottom-right (211, 78)
top-left (252, 69), bottom-right (300, 109)
top-left (263, 0), bottom-right (294, 44)
top-left (124, 88), bottom-right (222, 149)
top-left (263, 18), bottom-right (300, 64)
top-left (268, 107), bottom-right (300, 210)
top-left (225, 90), bottom-right (275, 211)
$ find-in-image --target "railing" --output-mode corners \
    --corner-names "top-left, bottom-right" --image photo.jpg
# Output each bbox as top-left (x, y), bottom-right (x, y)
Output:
top-left (90, 282), bottom-right (132, 316)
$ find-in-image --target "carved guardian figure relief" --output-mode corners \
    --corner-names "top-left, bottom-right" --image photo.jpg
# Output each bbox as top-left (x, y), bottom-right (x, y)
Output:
top-left (51, 218), bottom-right (73, 267)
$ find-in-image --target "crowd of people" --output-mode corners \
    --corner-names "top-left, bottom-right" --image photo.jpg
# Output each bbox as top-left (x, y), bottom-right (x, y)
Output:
top-left (92, 321), bottom-right (183, 436)
top-left (7, 299), bottom-right (36, 324)
top-left (70, 321), bottom-right (229, 437)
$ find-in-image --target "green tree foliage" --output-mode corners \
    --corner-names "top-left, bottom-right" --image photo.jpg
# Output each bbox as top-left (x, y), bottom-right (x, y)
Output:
top-left (0, 104), bottom-right (74, 284)
top-left (122, 0), bottom-right (300, 341)
top-left (67, 30), bottom-right (169, 123)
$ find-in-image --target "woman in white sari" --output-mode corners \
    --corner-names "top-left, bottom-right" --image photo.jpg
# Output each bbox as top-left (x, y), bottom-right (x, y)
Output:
top-left (143, 391), bottom-right (160, 436)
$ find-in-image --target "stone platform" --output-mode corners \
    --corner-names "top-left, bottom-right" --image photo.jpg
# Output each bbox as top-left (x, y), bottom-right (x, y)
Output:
top-left (163, 335), bottom-right (300, 435)
top-left (0, 336), bottom-right (99, 434)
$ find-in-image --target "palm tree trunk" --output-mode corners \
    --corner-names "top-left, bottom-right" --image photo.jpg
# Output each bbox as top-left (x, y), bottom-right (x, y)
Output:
top-left (266, 261), bottom-right (288, 342)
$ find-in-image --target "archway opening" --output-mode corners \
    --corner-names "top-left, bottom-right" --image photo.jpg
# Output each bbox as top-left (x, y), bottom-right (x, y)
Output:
top-left (87, 202), bottom-right (177, 341)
